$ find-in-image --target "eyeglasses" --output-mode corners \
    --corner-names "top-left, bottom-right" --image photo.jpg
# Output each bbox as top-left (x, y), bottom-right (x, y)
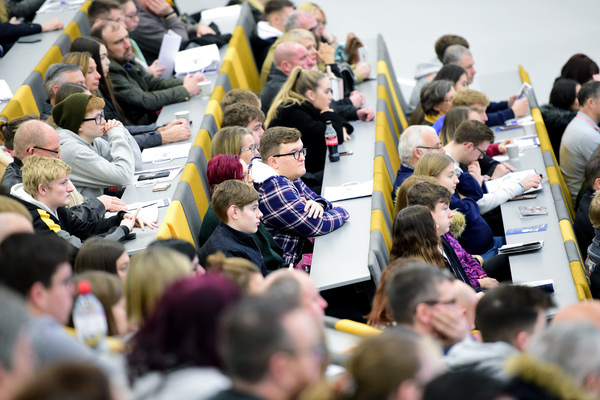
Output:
top-left (241, 144), bottom-right (259, 153)
top-left (475, 146), bottom-right (486, 159)
top-left (272, 148), bottom-right (307, 160)
top-left (417, 143), bottom-right (444, 150)
top-left (33, 146), bottom-right (60, 155)
top-left (82, 111), bottom-right (105, 125)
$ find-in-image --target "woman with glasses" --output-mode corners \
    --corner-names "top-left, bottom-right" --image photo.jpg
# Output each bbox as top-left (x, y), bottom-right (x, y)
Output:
top-left (408, 80), bottom-right (455, 127)
top-left (198, 154), bottom-right (284, 274)
top-left (52, 93), bottom-right (142, 199)
top-left (65, 41), bottom-right (190, 151)
top-left (210, 126), bottom-right (259, 166)
top-left (266, 67), bottom-right (352, 192)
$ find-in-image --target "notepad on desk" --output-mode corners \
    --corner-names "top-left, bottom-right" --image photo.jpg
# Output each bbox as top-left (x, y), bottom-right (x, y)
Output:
top-left (141, 144), bottom-right (191, 164)
top-left (322, 180), bottom-right (373, 202)
top-left (484, 169), bottom-right (543, 194)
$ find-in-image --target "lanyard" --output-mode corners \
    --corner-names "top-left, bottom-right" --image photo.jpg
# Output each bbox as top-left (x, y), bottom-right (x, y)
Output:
top-left (576, 115), bottom-right (600, 132)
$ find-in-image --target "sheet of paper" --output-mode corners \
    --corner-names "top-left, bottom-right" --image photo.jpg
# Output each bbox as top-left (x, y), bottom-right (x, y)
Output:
top-left (175, 44), bottom-right (220, 76)
top-left (158, 30), bottom-right (183, 78)
top-left (105, 199), bottom-right (170, 220)
top-left (484, 169), bottom-right (543, 194)
top-left (200, 4), bottom-right (241, 34)
top-left (37, 0), bottom-right (84, 13)
top-left (322, 180), bottom-right (373, 202)
top-left (0, 80), bottom-right (13, 101)
top-left (141, 143), bottom-right (191, 164)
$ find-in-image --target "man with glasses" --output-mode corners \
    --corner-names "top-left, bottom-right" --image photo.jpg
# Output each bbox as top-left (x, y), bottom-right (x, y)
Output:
top-left (393, 125), bottom-right (445, 198)
top-left (253, 127), bottom-right (349, 266)
top-left (1, 120), bottom-right (126, 222)
top-left (387, 263), bottom-right (470, 350)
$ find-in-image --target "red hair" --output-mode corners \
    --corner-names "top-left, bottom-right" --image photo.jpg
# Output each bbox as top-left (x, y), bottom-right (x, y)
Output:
top-left (207, 154), bottom-right (244, 190)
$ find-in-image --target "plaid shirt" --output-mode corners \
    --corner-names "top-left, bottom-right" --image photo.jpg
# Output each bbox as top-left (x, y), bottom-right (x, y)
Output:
top-left (258, 174), bottom-right (350, 265)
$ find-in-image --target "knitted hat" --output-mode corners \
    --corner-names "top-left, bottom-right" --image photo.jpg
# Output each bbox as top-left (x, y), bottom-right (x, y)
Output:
top-left (52, 93), bottom-right (92, 134)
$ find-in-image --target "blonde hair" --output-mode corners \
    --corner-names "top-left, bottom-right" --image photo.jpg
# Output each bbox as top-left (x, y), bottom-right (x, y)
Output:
top-left (414, 153), bottom-right (454, 179)
top-left (21, 156), bottom-right (71, 198)
top-left (297, 2), bottom-right (327, 23)
top-left (205, 251), bottom-right (261, 293)
top-left (210, 126), bottom-right (252, 159)
top-left (61, 52), bottom-right (93, 90)
top-left (265, 67), bottom-right (325, 126)
top-left (125, 247), bottom-right (191, 327)
top-left (452, 89), bottom-right (490, 107)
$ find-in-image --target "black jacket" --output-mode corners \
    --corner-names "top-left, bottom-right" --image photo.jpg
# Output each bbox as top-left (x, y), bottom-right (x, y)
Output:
top-left (198, 222), bottom-right (267, 275)
top-left (540, 104), bottom-right (577, 162)
top-left (2, 158), bottom-right (106, 222)
top-left (269, 101), bottom-right (352, 177)
top-left (574, 185), bottom-right (595, 260)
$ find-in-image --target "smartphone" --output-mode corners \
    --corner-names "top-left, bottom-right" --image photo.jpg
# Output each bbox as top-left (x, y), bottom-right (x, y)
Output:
top-left (339, 151), bottom-right (353, 156)
top-left (152, 182), bottom-right (171, 192)
top-left (138, 171), bottom-right (170, 181)
top-left (18, 38), bottom-right (41, 44)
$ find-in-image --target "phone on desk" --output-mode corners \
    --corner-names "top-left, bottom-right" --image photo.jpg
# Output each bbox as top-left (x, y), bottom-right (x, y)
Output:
top-left (510, 193), bottom-right (538, 201)
top-left (138, 171), bottom-right (170, 181)
top-left (152, 182), bottom-right (171, 192)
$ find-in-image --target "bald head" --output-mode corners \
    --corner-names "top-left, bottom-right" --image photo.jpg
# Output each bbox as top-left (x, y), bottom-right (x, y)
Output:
top-left (553, 300), bottom-right (600, 329)
top-left (0, 213), bottom-right (34, 243)
top-left (284, 10), bottom-right (316, 32)
top-left (262, 269), bottom-right (327, 323)
top-left (13, 120), bottom-right (61, 161)
top-left (273, 41), bottom-right (313, 74)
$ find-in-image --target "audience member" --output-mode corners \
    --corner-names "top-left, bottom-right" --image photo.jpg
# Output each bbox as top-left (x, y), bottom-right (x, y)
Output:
top-left (552, 300), bottom-right (600, 328)
top-left (253, 127), bottom-right (349, 266)
top-left (445, 285), bottom-right (553, 380)
top-left (74, 237), bottom-right (129, 280)
top-left (87, 0), bottom-right (123, 28)
top-left (197, 180), bottom-right (267, 274)
top-left (0, 211), bottom-right (33, 243)
top-left (52, 93), bottom-right (142, 198)
top-left (262, 268), bottom-right (328, 323)
top-left (584, 190), bottom-right (600, 298)
top-left (11, 156), bottom-right (143, 247)
top-left (43, 63), bottom-right (86, 110)
top-left (575, 155), bottom-right (600, 260)
top-left (147, 238), bottom-right (204, 275)
top-left (266, 67), bottom-right (352, 190)
top-left (0, 285), bottom-right (34, 400)
top-left (251, 0), bottom-right (294, 70)
top-left (407, 34), bottom-right (469, 115)
top-left (0, 17), bottom-right (62, 56)
top-left (73, 271), bottom-right (129, 336)
top-left (504, 322), bottom-right (600, 400)
top-left (540, 78), bottom-right (580, 161)
top-left (393, 175), bottom-right (438, 219)
top-left (128, 274), bottom-right (242, 400)
top-left (0, 114), bottom-right (36, 158)
top-left (198, 154), bottom-right (284, 273)
top-left (125, 247), bottom-right (191, 328)
top-left (0, 233), bottom-right (99, 367)
top-left (560, 53), bottom-right (600, 85)
top-left (409, 80), bottom-right (455, 126)
top-left (128, 0), bottom-right (215, 63)
top-left (423, 370), bottom-right (505, 400)
top-left (221, 88), bottom-right (261, 111)
top-left (204, 251), bottom-right (264, 294)
top-left (393, 125), bottom-right (445, 196)
top-left (387, 263), bottom-right (470, 349)
top-left (92, 20), bottom-right (205, 125)
top-left (434, 64), bottom-right (469, 91)
top-left (213, 295), bottom-right (324, 400)
top-left (560, 80), bottom-right (600, 205)
top-left (221, 103), bottom-right (265, 146)
top-left (210, 126), bottom-right (259, 166)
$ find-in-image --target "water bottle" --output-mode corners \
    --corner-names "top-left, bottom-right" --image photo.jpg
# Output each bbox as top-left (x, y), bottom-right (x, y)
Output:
top-left (72, 280), bottom-right (108, 350)
top-left (325, 121), bottom-right (340, 162)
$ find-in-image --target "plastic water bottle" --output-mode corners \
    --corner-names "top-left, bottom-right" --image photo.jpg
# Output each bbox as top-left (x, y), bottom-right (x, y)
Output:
top-left (325, 121), bottom-right (340, 162)
top-left (72, 280), bottom-right (108, 350)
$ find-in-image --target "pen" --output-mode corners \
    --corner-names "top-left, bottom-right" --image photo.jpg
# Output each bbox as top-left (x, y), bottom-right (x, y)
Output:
top-left (502, 162), bottom-right (515, 172)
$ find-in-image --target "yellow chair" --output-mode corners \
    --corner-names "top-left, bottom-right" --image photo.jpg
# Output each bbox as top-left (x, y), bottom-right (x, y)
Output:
top-left (210, 84), bottom-right (227, 104)
top-left (377, 84), bottom-right (402, 139)
top-left (156, 201), bottom-right (195, 244)
top-left (79, 0), bottom-right (92, 12)
top-left (0, 85), bottom-right (40, 122)
top-left (63, 21), bottom-right (82, 41)
top-left (377, 60), bottom-right (408, 130)
top-left (221, 47), bottom-right (250, 90)
top-left (375, 123), bottom-right (400, 178)
top-left (34, 46), bottom-right (63, 79)
top-left (193, 129), bottom-right (212, 162)
top-left (373, 157), bottom-right (394, 221)
top-left (205, 99), bottom-right (223, 129)
top-left (180, 164), bottom-right (210, 220)
top-left (325, 316), bottom-right (381, 338)
top-left (370, 209), bottom-right (392, 253)
top-left (229, 26), bottom-right (260, 93)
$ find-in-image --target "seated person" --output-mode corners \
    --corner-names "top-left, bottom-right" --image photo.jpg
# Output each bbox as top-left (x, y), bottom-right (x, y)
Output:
top-left (408, 80), bottom-right (455, 126)
top-left (560, 53), bottom-right (599, 85)
top-left (92, 21), bottom-right (205, 125)
top-left (221, 88), bottom-right (262, 110)
top-left (253, 126), bottom-right (349, 266)
top-left (540, 78), bottom-right (579, 162)
top-left (446, 285), bottom-right (554, 380)
top-left (221, 103), bottom-right (265, 147)
top-left (405, 181), bottom-right (500, 288)
top-left (52, 93), bottom-right (142, 198)
top-left (266, 67), bottom-right (352, 191)
top-left (210, 126), bottom-right (259, 166)
top-left (0, 17), bottom-right (62, 56)
top-left (575, 154), bottom-right (600, 260)
top-left (198, 154), bottom-right (284, 274)
top-left (10, 156), bottom-right (149, 248)
top-left (198, 179), bottom-right (267, 275)
top-left (584, 190), bottom-right (600, 298)
top-left (250, 0), bottom-right (294, 70)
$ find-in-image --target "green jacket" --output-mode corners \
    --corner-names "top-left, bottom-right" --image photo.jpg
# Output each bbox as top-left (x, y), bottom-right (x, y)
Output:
top-left (198, 202), bottom-right (285, 274)
top-left (108, 59), bottom-right (190, 125)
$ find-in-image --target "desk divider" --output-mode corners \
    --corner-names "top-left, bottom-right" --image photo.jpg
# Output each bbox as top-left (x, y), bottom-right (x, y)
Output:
top-left (376, 62), bottom-right (408, 132)
top-left (0, 85), bottom-right (40, 124)
top-left (157, 200), bottom-right (195, 244)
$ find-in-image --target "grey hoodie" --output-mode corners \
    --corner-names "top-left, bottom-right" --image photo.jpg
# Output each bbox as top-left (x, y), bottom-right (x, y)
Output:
top-left (407, 58), bottom-right (443, 115)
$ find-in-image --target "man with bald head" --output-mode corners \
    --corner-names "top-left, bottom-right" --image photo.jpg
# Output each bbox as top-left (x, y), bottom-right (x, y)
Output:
top-left (284, 9), bottom-right (320, 38)
top-left (2, 120), bottom-right (124, 220)
top-left (0, 213), bottom-right (34, 243)
top-left (260, 41), bottom-right (314, 114)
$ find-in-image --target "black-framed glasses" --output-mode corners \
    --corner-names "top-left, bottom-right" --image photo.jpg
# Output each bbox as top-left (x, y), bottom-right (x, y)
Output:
top-left (33, 146), bottom-right (60, 155)
top-left (417, 144), bottom-right (444, 150)
top-left (82, 111), bottom-right (105, 125)
top-left (475, 146), bottom-right (486, 159)
top-left (308, 24), bottom-right (319, 34)
top-left (272, 148), bottom-right (307, 160)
